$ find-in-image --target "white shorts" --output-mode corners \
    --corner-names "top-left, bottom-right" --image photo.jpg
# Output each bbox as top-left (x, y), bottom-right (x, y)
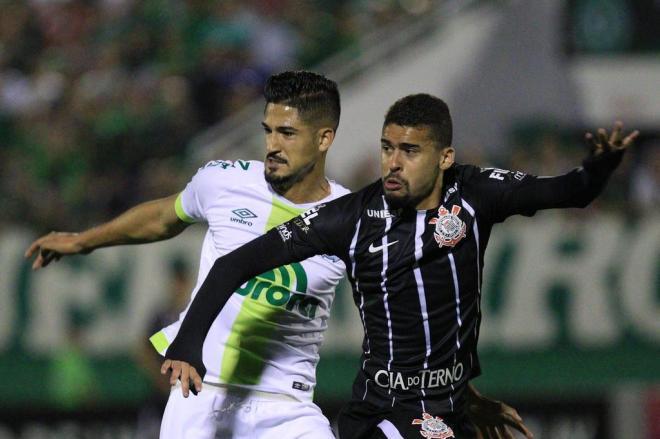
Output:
top-left (159, 382), bottom-right (335, 439)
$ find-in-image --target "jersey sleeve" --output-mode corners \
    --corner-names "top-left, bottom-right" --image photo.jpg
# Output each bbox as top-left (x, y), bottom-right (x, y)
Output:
top-left (164, 191), bottom-right (361, 376)
top-left (464, 167), bottom-right (540, 223)
top-left (465, 149), bottom-right (624, 224)
top-left (175, 160), bottom-right (253, 223)
top-left (175, 164), bottom-right (216, 223)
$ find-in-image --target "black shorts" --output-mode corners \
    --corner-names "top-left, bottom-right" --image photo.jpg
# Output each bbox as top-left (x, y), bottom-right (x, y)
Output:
top-left (337, 399), bottom-right (477, 439)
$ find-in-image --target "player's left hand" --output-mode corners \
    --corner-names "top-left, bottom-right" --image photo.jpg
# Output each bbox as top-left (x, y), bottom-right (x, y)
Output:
top-left (161, 359), bottom-right (203, 398)
top-left (585, 120), bottom-right (639, 157)
top-left (467, 392), bottom-right (533, 439)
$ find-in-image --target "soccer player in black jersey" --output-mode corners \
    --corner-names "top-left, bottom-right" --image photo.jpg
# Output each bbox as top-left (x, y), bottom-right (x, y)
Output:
top-left (162, 94), bottom-right (638, 438)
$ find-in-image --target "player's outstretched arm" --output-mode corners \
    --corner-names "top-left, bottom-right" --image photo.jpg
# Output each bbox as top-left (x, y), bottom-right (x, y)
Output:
top-left (490, 121), bottom-right (639, 221)
top-left (467, 383), bottom-right (533, 439)
top-left (24, 193), bottom-right (188, 270)
top-left (552, 120), bottom-right (638, 207)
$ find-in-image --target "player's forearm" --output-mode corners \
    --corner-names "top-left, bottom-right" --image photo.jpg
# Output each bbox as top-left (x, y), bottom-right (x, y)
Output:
top-left (78, 195), bottom-right (186, 251)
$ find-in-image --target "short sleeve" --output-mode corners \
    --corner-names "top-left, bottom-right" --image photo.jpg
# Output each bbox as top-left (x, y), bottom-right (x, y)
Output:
top-left (175, 160), bottom-right (242, 223)
top-left (175, 168), bottom-right (212, 222)
top-left (175, 192), bottom-right (197, 223)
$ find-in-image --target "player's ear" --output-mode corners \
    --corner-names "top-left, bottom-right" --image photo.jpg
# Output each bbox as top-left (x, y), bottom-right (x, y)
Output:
top-left (439, 146), bottom-right (455, 171)
top-left (317, 127), bottom-right (335, 153)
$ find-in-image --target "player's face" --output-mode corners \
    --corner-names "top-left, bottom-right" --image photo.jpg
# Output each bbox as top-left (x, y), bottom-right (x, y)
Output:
top-left (262, 103), bottom-right (327, 192)
top-left (381, 124), bottom-right (454, 210)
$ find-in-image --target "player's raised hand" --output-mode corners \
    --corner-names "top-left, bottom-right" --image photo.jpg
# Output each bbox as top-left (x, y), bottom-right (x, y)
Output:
top-left (161, 359), bottom-right (203, 398)
top-left (585, 120), bottom-right (639, 157)
top-left (468, 392), bottom-right (533, 439)
top-left (24, 232), bottom-right (88, 270)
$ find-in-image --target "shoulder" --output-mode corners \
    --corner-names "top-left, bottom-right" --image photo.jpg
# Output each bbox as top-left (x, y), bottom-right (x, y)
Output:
top-left (453, 163), bottom-right (486, 184)
top-left (196, 159), bottom-right (263, 178)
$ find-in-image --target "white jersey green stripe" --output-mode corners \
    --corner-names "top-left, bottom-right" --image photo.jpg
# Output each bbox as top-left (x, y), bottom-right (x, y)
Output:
top-left (152, 160), bottom-right (348, 399)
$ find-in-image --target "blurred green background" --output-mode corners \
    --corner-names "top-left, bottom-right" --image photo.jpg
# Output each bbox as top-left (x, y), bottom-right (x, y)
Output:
top-left (0, 0), bottom-right (658, 438)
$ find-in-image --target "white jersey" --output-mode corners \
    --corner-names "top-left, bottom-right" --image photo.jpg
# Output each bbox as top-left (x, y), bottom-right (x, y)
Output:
top-left (150, 159), bottom-right (349, 400)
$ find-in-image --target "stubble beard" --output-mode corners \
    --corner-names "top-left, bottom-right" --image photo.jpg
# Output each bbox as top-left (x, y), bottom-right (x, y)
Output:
top-left (265, 159), bottom-right (317, 195)
top-left (383, 168), bottom-right (440, 210)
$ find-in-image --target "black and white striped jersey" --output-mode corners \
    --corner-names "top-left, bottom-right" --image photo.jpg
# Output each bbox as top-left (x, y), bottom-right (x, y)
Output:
top-left (167, 152), bottom-right (623, 416)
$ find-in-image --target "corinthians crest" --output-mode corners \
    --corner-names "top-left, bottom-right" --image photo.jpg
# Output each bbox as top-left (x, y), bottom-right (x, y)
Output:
top-left (429, 205), bottom-right (466, 248)
top-left (411, 412), bottom-right (455, 438)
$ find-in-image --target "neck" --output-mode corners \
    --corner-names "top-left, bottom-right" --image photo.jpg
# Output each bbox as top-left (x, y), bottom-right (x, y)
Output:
top-left (414, 170), bottom-right (445, 210)
top-left (280, 157), bottom-right (330, 204)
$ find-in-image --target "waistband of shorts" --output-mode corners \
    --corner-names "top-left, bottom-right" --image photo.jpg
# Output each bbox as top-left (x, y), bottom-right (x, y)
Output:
top-left (197, 381), bottom-right (302, 402)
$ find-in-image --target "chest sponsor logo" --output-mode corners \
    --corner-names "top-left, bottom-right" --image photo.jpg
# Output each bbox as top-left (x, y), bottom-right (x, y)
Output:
top-left (231, 208), bottom-right (257, 226)
top-left (236, 263), bottom-right (319, 318)
top-left (368, 240), bottom-right (399, 253)
top-left (429, 205), bottom-right (466, 248)
top-left (412, 413), bottom-right (455, 439)
top-left (374, 362), bottom-right (464, 391)
top-left (366, 209), bottom-right (396, 219)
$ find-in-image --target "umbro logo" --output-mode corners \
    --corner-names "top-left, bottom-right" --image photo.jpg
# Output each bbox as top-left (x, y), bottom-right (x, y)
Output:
top-left (368, 240), bottom-right (399, 253)
top-left (231, 208), bottom-right (257, 226)
top-left (232, 208), bottom-right (257, 219)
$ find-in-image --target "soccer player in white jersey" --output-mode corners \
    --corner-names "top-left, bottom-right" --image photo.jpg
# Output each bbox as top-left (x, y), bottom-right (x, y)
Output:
top-left (26, 71), bottom-right (531, 439)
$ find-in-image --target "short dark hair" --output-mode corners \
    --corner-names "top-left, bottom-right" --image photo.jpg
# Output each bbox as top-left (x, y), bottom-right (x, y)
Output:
top-left (384, 94), bottom-right (452, 147)
top-left (264, 71), bottom-right (340, 131)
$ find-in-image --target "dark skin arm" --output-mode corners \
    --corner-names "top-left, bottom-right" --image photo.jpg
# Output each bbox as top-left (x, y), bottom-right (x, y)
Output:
top-left (467, 383), bottom-right (533, 439)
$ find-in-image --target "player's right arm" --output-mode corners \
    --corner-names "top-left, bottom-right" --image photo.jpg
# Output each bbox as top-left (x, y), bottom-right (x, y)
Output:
top-left (25, 193), bottom-right (189, 270)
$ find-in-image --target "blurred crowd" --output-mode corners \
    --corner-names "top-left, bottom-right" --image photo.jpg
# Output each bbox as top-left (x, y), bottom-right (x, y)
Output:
top-left (0, 0), bottom-right (423, 231)
top-left (1, 0), bottom-right (657, 233)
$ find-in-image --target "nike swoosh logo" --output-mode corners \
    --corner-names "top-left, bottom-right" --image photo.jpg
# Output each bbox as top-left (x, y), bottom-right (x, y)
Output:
top-left (368, 240), bottom-right (399, 253)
